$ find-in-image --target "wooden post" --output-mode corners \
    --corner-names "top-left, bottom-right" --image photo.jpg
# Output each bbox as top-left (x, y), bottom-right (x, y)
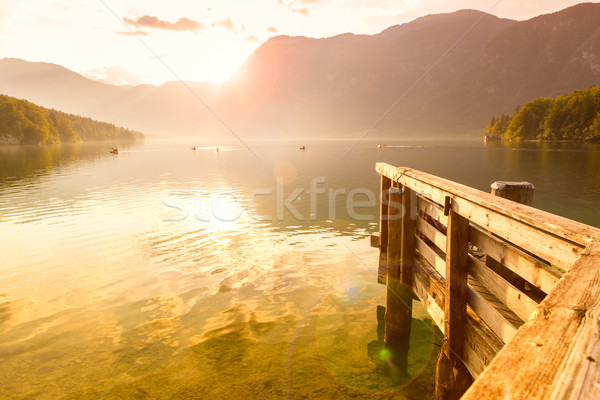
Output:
top-left (384, 185), bottom-right (413, 377)
top-left (400, 187), bottom-right (416, 288)
top-left (491, 181), bottom-right (534, 206)
top-left (435, 204), bottom-right (473, 400)
top-left (488, 180), bottom-right (538, 294)
top-left (378, 175), bottom-right (392, 284)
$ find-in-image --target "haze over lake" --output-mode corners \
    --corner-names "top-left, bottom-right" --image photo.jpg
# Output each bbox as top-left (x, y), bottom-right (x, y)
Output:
top-left (0, 139), bottom-right (598, 399)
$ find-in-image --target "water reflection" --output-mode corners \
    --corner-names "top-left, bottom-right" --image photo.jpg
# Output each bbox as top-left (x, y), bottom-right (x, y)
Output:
top-left (0, 139), bottom-right (598, 399)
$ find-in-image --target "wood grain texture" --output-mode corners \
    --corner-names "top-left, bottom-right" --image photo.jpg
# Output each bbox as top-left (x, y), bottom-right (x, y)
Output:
top-left (469, 225), bottom-right (562, 294)
top-left (467, 277), bottom-right (522, 344)
top-left (461, 240), bottom-right (600, 400)
top-left (385, 187), bottom-right (412, 375)
top-left (468, 255), bottom-right (538, 322)
top-left (416, 235), bottom-right (447, 279)
top-left (417, 216), bottom-right (448, 252)
top-left (378, 175), bottom-right (392, 284)
top-left (412, 254), bottom-right (503, 379)
top-left (445, 208), bottom-right (471, 357)
top-left (376, 164), bottom-right (600, 269)
top-left (376, 163), bottom-right (600, 247)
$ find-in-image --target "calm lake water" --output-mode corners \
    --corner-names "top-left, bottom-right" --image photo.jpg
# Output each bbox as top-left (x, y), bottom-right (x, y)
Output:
top-left (0, 139), bottom-right (599, 399)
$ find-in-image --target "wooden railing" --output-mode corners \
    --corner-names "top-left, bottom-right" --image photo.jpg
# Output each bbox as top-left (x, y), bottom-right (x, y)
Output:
top-left (372, 163), bottom-right (600, 399)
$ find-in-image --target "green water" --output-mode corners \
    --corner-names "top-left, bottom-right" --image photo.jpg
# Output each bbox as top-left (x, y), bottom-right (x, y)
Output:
top-left (0, 139), bottom-right (598, 399)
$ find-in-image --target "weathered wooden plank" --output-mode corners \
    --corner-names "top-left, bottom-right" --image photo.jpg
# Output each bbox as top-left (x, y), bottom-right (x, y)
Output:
top-left (417, 216), bottom-right (447, 251)
top-left (468, 255), bottom-right (539, 322)
top-left (380, 175), bottom-right (392, 252)
top-left (462, 240), bottom-right (600, 400)
top-left (412, 254), bottom-right (503, 379)
top-left (412, 254), bottom-right (446, 333)
top-left (463, 310), bottom-right (504, 378)
top-left (376, 164), bottom-right (600, 269)
top-left (385, 187), bottom-right (412, 375)
top-left (470, 225), bottom-right (562, 294)
top-left (401, 187), bottom-right (417, 287)
top-left (445, 209), bottom-right (470, 356)
top-left (407, 174), bottom-right (579, 270)
top-left (458, 201), bottom-right (579, 271)
top-left (436, 208), bottom-right (472, 400)
top-left (467, 277), bottom-right (522, 343)
top-left (411, 174), bottom-right (578, 269)
top-left (418, 196), bottom-right (449, 227)
top-left (376, 163), bottom-right (600, 247)
top-left (378, 175), bottom-right (392, 284)
top-left (416, 235), bottom-right (446, 278)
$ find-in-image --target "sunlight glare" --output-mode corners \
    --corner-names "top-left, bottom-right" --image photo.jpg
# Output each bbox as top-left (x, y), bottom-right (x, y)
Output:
top-left (204, 51), bottom-right (245, 83)
top-left (403, 0), bottom-right (420, 9)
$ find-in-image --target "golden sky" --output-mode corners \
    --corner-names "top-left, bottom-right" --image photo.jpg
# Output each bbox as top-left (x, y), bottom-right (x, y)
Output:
top-left (0, 0), bottom-right (593, 85)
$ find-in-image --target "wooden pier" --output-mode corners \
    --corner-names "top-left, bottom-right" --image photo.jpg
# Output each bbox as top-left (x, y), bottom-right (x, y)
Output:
top-left (371, 163), bottom-right (600, 399)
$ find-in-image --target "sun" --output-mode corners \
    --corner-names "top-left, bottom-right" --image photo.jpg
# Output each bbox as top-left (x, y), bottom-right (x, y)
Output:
top-left (203, 50), bottom-right (247, 83)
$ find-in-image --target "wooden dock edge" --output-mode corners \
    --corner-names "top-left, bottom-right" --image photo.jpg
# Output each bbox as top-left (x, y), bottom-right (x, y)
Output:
top-left (461, 239), bottom-right (600, 400)
top-left (374, 163), bottom-right (600, 399)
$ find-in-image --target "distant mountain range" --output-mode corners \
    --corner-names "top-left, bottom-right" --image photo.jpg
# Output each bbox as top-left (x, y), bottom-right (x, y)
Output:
top-left (1, 3), bottom-right (600, 139)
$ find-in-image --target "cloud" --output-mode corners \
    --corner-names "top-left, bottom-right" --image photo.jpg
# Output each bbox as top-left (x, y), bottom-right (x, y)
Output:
top-left (117, 30), bottom-right (149, 36)
top-left (212, 18), bottom-right (235, 31)
top-left (243, 35), bottom-right (259, 42)
top-left (301, 0), bottom-right (319, 3)
top-left (292, 7), bottom-right (310, 16)
top-left (266, 27), bottom-right (279, 33)
top-left (82, 65), bottom-right (143, 86)
top-left (123, 15), bottom-right (203, 32)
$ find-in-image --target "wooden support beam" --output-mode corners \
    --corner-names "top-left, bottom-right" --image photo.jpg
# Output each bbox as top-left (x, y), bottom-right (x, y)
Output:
top-left (384, 186), bottom-right (412, 376)
top-left (378, 175), bottom-right (392, 284)
top-left (401, 187), bottom-right (416, 288)
top-left (435, 206), bottom-right (473, 400)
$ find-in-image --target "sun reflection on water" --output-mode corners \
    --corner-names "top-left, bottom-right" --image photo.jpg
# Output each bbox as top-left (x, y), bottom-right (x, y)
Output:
top-left (0, 141), bottom-right (443, 399)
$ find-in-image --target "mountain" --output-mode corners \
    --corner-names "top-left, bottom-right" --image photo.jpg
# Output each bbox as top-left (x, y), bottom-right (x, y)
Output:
top-left (437, 2), bottom-right (600, 132)
top-left (0, 59), bottom-right (220, 137)
top-left (1, 3), bottom-right (600, 139)
top-left (217, 9), bottom-right (515, 137)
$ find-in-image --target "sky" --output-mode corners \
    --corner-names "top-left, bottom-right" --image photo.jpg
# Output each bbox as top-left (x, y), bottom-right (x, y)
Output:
top-left (0, 0), bottom-right (594, 85)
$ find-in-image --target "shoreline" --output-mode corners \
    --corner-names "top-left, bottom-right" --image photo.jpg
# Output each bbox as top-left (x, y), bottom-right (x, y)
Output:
top-left (484, 138), bottom-right (600, 143)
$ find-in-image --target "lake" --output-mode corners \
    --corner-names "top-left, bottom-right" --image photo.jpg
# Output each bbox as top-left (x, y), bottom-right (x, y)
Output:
top-left (0, 139), bottom-right (599, 399)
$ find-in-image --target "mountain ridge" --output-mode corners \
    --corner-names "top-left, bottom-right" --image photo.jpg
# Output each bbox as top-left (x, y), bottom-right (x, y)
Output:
top-left (1, 3), bottom-right (599, 138)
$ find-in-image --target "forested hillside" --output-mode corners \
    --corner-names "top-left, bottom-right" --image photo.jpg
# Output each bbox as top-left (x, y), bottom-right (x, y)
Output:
top-left (484, 86), bottom-right (600, 141)
top-left (0, 94), bottom-right (144, 144)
